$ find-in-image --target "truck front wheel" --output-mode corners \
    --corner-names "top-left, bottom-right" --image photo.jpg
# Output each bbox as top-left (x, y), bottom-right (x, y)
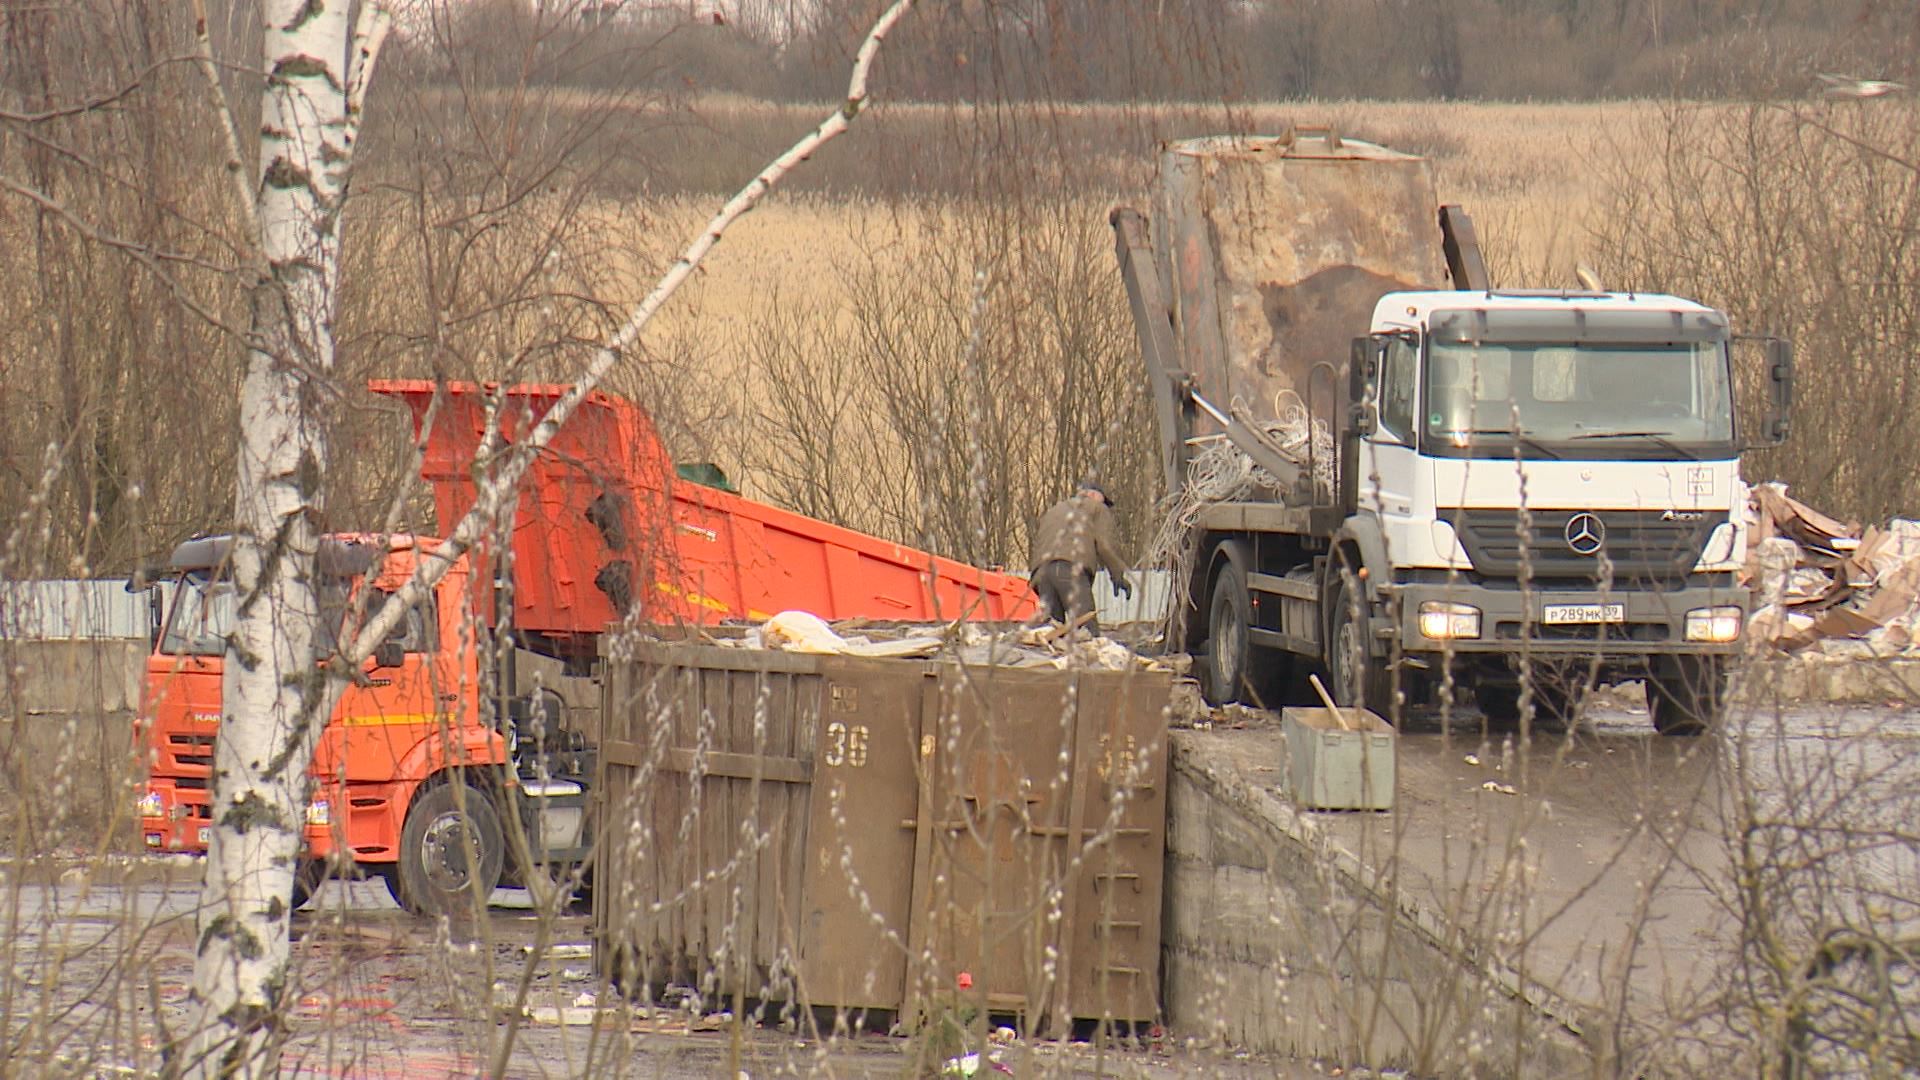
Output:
top-left (1327, 556), bottom-right (1394, 715)
top-left (1647, 656), bottom-right (1726, 736)
top-left (1204, 560), bottom-right (1253, 706)
top-left (394, 780), bottom-right (505, 918)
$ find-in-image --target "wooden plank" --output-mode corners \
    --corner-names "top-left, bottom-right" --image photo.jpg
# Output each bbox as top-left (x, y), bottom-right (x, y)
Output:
top-left (1247, 570), bottom-right (1318, 601)
top-left (1194, 500), bottom-right (1344, 536)
top-left (602, 740), bottom-right (812, 784)
top-left (628, 639), bottom-right (829, 676)
top-left (1250, 627), bottom-right (1320, 656)
top-left (1055, 672), bottom-right (1093, 1035)
top-left (901, 670), bottom-right (941, 1026)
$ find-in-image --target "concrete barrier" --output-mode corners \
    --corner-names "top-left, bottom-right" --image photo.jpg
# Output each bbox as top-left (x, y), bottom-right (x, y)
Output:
top-left (1743, 655), bottom-right (1920, 703)
top-left (0, 639), bottom-right (146, 851)
top-left (1162, 730), bottom-right (1592, 1073)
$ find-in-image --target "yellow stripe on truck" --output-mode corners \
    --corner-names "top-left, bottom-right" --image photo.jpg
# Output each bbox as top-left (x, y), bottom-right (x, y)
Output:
top-left (338, 713), bottom-right (448, 727)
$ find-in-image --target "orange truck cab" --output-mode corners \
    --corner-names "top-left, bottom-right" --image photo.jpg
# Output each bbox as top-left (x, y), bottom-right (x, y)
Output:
top-left (137, 533), bottom-right (596, 915)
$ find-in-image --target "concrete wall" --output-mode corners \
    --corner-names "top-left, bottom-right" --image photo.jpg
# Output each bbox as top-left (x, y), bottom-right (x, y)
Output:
top-left (0, 639), bottom-right (146, 851)
top-left (1161, 732), bottom-right (1592, 1075)
top-left (1744, 655), bottom-right (1920, 703)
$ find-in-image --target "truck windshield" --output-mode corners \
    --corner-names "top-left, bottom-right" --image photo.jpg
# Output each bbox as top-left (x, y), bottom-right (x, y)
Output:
top-left (1424, 341), bottom-right (1734, 458)
top-left (159, 573), bottom-right (366, 658)
top-left (159, 574), bottom-right (234, 656)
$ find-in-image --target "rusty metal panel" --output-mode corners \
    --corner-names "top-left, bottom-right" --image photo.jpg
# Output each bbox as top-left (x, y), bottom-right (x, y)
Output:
top-left (1155, 132), bottom-right (1447, 429)
top-left (596, 641), bottom-right (1170, 1029)
top-left (596, 643), bottom-right (921, 1011)
top-left (906, 664), bottom-right (1168, 1028)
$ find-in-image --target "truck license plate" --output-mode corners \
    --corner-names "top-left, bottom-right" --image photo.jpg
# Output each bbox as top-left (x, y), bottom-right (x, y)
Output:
top-left (1542, 603), bottom-right (1625, 625)
top-left (196, 826), bottom-right (211, 845)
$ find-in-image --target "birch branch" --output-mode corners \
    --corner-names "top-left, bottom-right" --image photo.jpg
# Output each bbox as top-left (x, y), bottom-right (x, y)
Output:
top-left (188, 0), bottom-right (261, 250)
top-left (344, 2), bottom-right (393, 133)
top-left (337, 0), bottom-right (919, 665)
top-left (0, 174), bottom-right (252, 338)
top-left (0, 71), bottom-right (151, 124)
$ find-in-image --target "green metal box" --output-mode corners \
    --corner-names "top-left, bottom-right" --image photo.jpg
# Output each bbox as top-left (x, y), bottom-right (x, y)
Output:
top-left (1281, 706), bottom-right (1395, 811)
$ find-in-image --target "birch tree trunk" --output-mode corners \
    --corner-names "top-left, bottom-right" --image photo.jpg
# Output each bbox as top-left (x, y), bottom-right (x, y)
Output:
top-left (184, 2), bottom-right (387, 1075)
top-left (181, 0), bottom-right (907, 1072)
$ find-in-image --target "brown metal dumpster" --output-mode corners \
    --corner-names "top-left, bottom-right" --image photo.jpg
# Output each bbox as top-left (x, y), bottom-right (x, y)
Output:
top-left (594, 640), bottom-right (1170, 1031)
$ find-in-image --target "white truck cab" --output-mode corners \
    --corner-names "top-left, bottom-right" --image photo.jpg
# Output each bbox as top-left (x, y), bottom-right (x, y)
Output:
top-left (1345, 289), bottom-right (1788, 730)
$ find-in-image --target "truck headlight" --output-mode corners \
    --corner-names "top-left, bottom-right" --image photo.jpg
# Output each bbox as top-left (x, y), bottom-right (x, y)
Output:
top-left (1418, 601), bottom-right (1482, 640)
top-left (305, 799), bottom-right (331, 827)
top-left (137, 790), bottom-right (164, 819)
top-left (1684, 606), bottom-right (1743, 643)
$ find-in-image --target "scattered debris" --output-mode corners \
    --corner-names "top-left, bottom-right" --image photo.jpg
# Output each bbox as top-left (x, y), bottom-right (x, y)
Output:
top-left (1481, 781), bottom-right (1518, 796)
top-left (1167, 678), bottom-right (1210, 727)
top-left (757, 610), bottom-right (943, 658)
top-left (1747, 483), bottom-right (1920, 656)
top-left (941, 1051), bottom-right (1014, 1077)
top-left (724, 611), bottom-right (1183, 674)
top-left (529, 943), bottom-right (592, 960)
top-left (1463, 753), bottom-right (1481, 766)
top-left (525, 1006), bottom-right (599, 1026)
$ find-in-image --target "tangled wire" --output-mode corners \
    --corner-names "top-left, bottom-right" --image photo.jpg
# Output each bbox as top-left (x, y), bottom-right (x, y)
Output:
top-left (1143, 392), bottom-right (1336, 648)
top-left (1147, 394), bottom-right (1333, 567)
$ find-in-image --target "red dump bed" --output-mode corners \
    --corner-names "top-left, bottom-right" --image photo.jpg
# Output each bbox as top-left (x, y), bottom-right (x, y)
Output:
top-left (371, 380), bottom-right (1034, 636)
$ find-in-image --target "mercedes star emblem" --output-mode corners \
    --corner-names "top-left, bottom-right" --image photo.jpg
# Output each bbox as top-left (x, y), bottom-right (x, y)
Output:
top-left (1564, 512), bottom-right (1605, 556)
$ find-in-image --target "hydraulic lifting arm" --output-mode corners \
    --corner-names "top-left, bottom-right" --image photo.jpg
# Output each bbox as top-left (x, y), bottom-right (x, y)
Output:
top-left (1110, 206), bottom-right (1305, 497)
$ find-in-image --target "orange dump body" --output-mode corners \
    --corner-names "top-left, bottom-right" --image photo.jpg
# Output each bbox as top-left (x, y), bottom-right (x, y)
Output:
top-left (370, 380), bottom-right (1035, 634)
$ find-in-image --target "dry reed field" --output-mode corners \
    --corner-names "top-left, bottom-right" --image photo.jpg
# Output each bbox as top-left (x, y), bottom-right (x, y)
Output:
top-left (637, 98), bottom-right (1656, 322)
top-left (599, 99), bottom-right (1661, 511)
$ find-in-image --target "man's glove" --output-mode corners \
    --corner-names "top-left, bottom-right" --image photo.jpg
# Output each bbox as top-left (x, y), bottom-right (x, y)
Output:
top-left (1115, 577), bottom-right (1133, 600)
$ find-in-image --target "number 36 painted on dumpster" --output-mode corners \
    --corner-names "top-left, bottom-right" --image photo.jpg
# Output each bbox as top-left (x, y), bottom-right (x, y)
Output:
top-left (824, 721), bottom-right (869, 768)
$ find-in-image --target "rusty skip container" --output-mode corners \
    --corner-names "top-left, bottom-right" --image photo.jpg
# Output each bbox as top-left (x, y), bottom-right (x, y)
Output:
top-left (1154, 130), bottom-right (1447, 434)
top-left (594, 640), bottom-right (1170, 1030)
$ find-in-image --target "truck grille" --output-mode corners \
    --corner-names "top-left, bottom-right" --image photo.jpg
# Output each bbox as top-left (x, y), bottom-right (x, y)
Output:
top-left (1441, 509), bottom-right (1718, 584)
top-left (167, 733), bottom-right (216, 771)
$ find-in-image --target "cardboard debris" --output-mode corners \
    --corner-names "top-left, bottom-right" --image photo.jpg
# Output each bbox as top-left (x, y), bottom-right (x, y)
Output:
top-left (1752, 483), bottom-right (1859, 556)
top-left (727, 613), bottom-right (1181, 674)
top-left (758, 611), bottom-right (942, 658)
top-left (1748, 483), bottom-right (1920, 655)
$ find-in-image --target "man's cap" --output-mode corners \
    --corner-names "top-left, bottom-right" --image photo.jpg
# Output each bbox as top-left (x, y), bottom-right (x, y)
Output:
top-left (1079, 482), bottom-right (1114, 509)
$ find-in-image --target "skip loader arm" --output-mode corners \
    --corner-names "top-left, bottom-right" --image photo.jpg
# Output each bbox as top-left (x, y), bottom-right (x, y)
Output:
top-left (1109, 207), bottom-right (1305, 496)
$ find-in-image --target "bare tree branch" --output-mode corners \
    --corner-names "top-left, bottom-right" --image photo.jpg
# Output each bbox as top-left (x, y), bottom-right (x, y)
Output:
top-left (339, 0), bottom-right (921, 664)
top-left (0, 174), bottom-right (247, 338)
top-left (188, 0), bottom-right (261, 252)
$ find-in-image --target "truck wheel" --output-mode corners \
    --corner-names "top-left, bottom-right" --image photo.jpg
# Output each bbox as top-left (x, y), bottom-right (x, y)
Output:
top-left (1647, 656), bottom-right (1725, 736)
top-left (394, 781), bottom-right (505, 918)
top-left (1327, 556), bottom-right (1393, 714)
top-left (1204, 560), bottom-right (1253, 706)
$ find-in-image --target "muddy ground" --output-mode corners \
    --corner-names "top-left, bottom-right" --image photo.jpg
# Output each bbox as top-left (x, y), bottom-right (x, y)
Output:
top-left (1, 875), bottom-right (1372, 1078)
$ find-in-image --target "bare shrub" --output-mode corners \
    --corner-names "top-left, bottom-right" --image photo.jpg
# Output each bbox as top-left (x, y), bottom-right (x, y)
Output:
top-left (724, 199), bottom-right (1155, 569)
top-left (1591, 100), bottom-right (1920, 523)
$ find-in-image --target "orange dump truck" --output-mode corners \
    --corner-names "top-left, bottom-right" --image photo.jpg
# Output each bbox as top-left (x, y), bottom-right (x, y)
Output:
top-left (136, 381), bottom-right (1034, 915)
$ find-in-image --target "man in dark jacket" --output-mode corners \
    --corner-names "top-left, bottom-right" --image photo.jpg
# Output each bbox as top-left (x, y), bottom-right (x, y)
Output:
top-left (1029, 484), bottom-right (1132, 632)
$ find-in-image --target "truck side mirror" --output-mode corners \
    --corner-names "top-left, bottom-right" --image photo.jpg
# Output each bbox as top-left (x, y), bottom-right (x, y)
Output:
top-left (1765, 337), bottom-right (1793, 446)
top-left (372, 640), bottom-right (406, 669)
top-left (1348, 337), bottom-right (1378, 437)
